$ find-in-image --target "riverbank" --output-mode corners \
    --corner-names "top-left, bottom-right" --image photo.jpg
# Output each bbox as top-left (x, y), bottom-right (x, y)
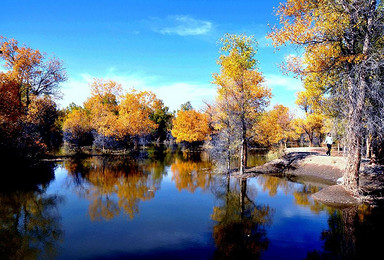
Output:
top-left (234, 147), bottom-right (384, 206)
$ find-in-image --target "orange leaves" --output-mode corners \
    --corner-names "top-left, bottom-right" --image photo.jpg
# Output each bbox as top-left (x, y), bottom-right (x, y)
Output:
top-left (0, 37), bottom-right (43, 76)
top-left (0, 74), bottom-right (21, 123)
top-left (0, 37), bottom-right (66, 110)
top-left (171, 109), bottom-right (211, 143)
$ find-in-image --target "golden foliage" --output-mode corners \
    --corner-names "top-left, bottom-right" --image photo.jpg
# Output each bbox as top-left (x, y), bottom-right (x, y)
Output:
top-left (292, 112), bottom-right (324, 146)
top-left (171, 109), bottom-right (211, 143)
top-left (0, 37), bottom-right (66, 107)
top-left (62, 109), bottom-right (91, 140)
top-left (83, 79), bottom-right (121, 138)
top-left (254, 104), bottom-right (297, 147)
top-left (118, 89), bottom-right (160, 137)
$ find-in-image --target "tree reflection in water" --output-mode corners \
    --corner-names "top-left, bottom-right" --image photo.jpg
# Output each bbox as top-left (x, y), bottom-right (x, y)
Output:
top-left (0, 163), bottom-right (63, 260)
top-left (170, 157), bottom-right (213, 193)
top-left (305, 203), bottom-right (384, 260)
top-left (211, 176), bottom-right (273, 259)
top-left (63, 151), bottom-right (215, 221)
top-left (63, 155), bottom-right (165, 220)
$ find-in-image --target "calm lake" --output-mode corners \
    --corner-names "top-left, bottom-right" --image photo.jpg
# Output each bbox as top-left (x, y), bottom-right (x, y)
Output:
top-left (1, 149), bottom-right (383, 259)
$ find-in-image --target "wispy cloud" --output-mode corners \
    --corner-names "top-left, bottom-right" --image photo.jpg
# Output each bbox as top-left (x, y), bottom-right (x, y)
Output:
top-left (151, 15), bottom-right (213, 36)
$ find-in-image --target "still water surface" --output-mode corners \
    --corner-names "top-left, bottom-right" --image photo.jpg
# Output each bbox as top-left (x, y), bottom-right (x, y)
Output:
top-left (1, 149), bottom-right (383, 259)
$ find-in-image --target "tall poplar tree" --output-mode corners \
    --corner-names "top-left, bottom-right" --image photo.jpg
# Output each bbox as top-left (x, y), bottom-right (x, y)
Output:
top-left (213, 34), bottom-right (271, 174)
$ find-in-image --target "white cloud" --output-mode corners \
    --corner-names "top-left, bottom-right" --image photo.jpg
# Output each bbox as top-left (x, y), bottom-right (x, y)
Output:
top-left (147, 82), bottom-right (216, 111)
top-left (264, 74), bottom-right (303, 91)
top-left (59, 74), bottom-right (92, 108)
top-left (152, 15), bottom-right (213, 36)
top-left (58, 70), bottom-right (216, 111)
top-left (263, 74), bottom-right (303, 116)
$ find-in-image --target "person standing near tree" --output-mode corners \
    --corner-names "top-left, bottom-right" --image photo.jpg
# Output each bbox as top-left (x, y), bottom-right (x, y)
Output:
top-left (324, 133), bottom-right (333, 156)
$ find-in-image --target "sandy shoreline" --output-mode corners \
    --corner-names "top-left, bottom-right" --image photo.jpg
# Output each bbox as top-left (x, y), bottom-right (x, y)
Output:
top-left (233, 147), bottom-right (384, 206)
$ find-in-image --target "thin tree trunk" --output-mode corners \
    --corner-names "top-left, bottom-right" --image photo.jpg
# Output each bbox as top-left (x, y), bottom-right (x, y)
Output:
top-left (366, 136), bottom-right (372, 159)
top-left (240, 178), bottom-right (246, 220)
top-left (227, 135), bottom-right (231, 173)
top-left (240, 140), bottom-right (245, 175)
top-left (240, 136), bottom-right (247, 174)
top-left (239, 112), bottom-right (247, 175)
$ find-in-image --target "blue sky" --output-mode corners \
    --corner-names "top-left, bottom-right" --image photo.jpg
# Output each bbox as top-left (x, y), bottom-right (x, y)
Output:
top-left (0, 0), bottom-right (303, 113)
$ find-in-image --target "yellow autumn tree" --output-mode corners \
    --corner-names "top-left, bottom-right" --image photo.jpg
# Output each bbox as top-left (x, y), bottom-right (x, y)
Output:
top-left (84, 78), bottom-right (121, 140)
top-left (294, 89), bottom-right (325, 146)
top-left (254, 104), bottom-right (296, 148)
top-left (171, 109), bottom-right (211, 144)
top-left (213, 34), bottom-right (271, 174)
top-left (62, 108), bottom-right (92, 148)
top-left (117, 89), bottom-right (160, 138)
top-left (292, 113), bottom-right (324, 147)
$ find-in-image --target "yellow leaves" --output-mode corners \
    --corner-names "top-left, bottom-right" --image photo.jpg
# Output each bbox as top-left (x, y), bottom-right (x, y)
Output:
top-left (304, 43), bottom-right (341, 72)
top-left (90, 78), bottom-right (122, 106)
top-left (171, 109), bottom-right (211, 143)
top-left (84, 94), bottom-right (119, 138)
top-left (118, 89), bottom-right (159, 137)
top-left (268, 0), bottom-right (353, 76)
top-left (269, 0), bottom-right (316, 46)
top-left (292, 112), bottom-right (324, 146)
top-left (63, 78), bottom-right (164, 144)
top-left (62, 109), bottom-right (91, 138)
top-left (217, 34), bottom-right (257, 81)
top-left (295, 113), bottom-right (324, 132)
top-left (253, 104), bottom-right (296, 146)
